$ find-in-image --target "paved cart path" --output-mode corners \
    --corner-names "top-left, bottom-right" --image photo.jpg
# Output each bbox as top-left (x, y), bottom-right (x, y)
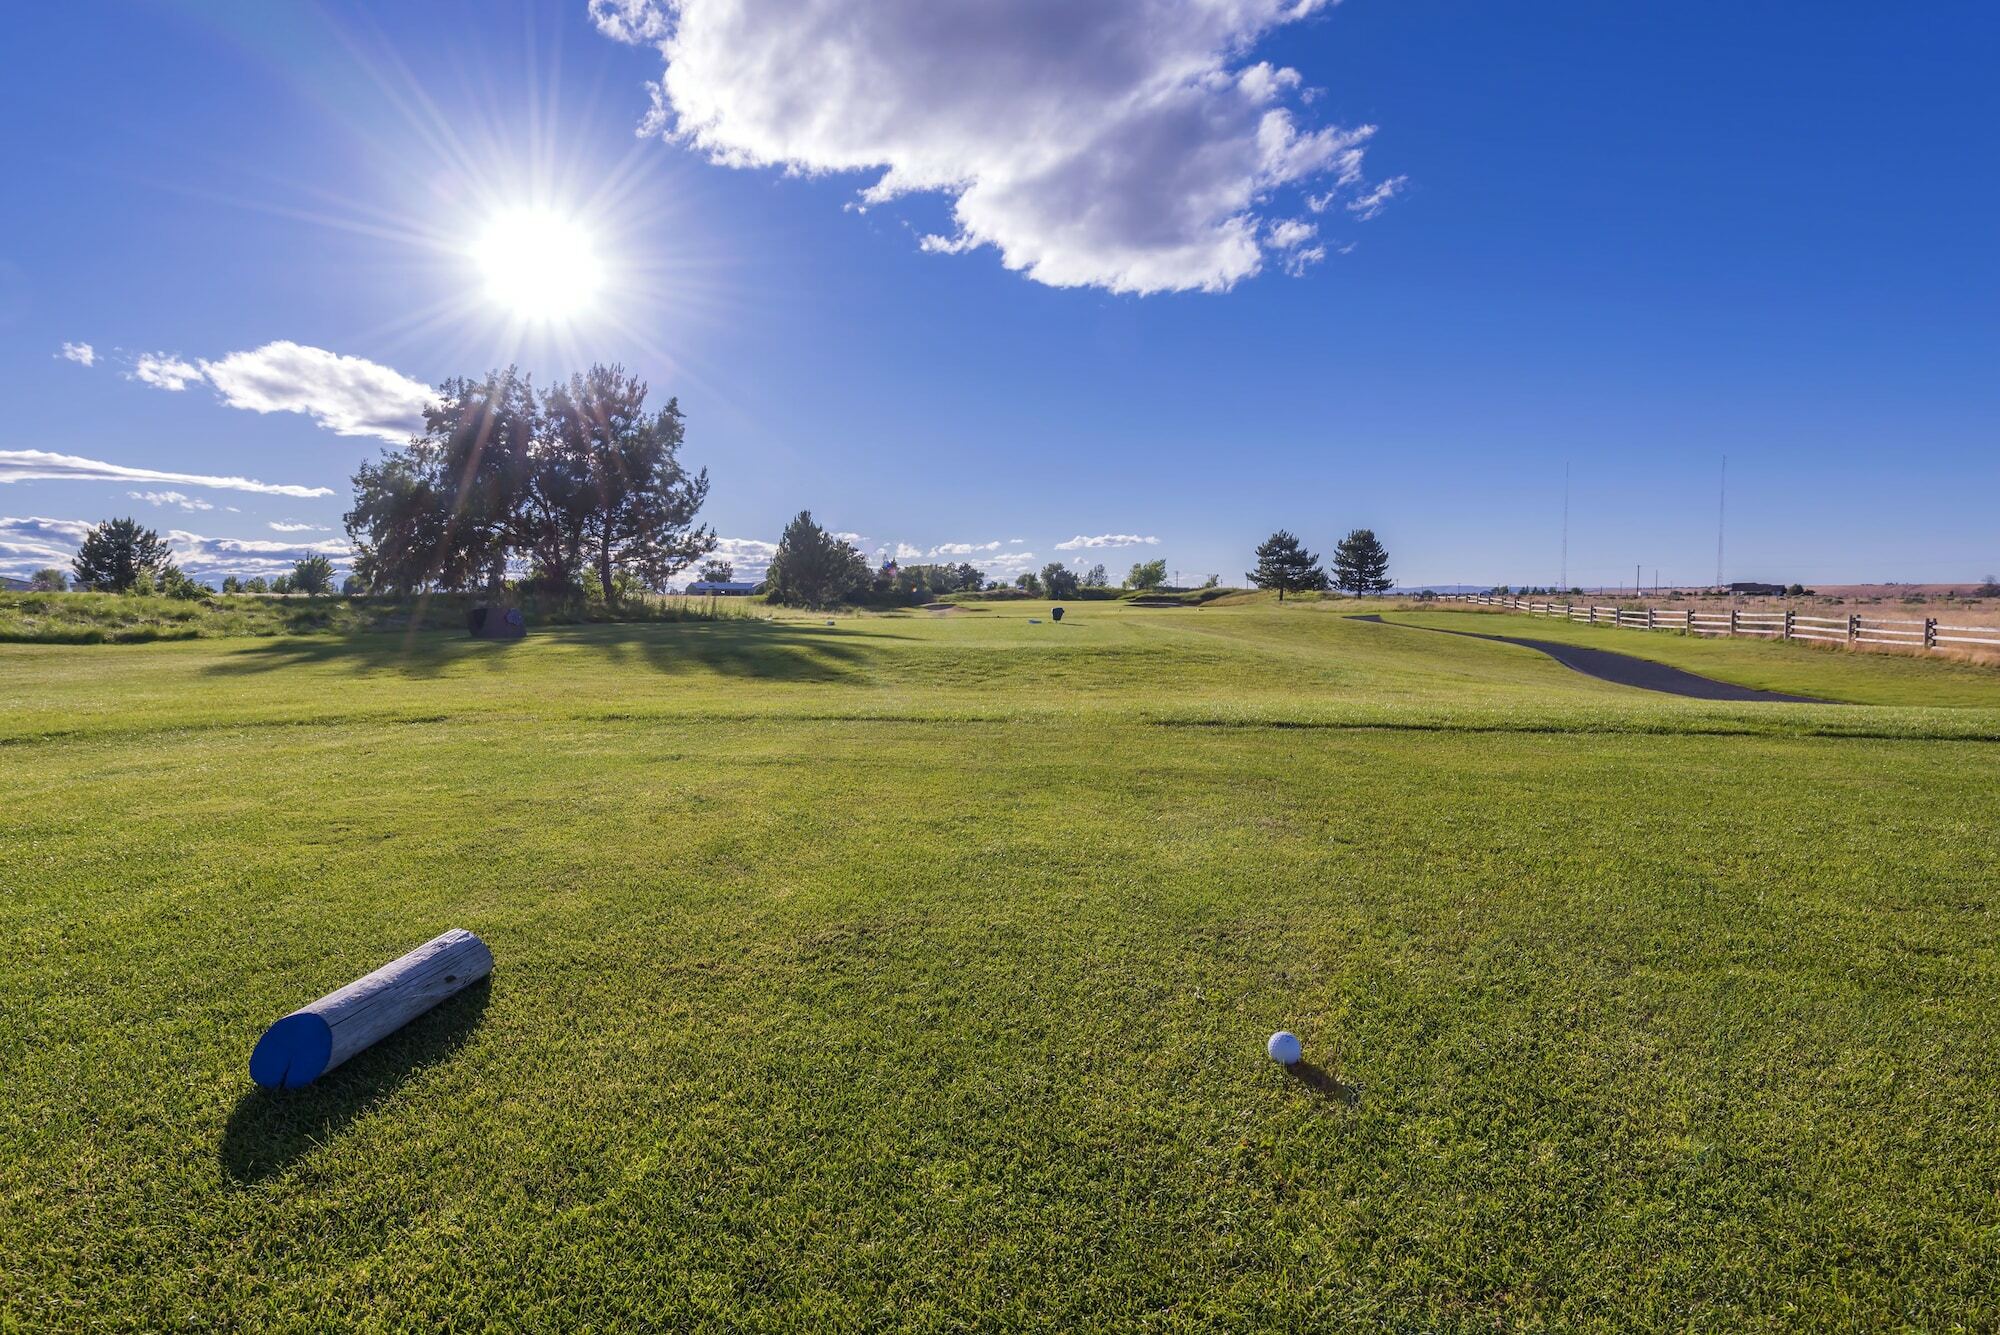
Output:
top-left (1355, 615), bottom-right (1833, 703)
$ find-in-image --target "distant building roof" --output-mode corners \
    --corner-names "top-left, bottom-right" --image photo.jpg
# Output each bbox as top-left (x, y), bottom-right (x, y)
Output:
top-left (0, 575), bottom-right (33, 592)
top-left (685, 580), bottom-right (760, 594)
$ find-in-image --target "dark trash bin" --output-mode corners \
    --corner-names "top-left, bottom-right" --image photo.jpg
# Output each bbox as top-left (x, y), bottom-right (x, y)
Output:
top-left (1051, 606), bottom-right (1064, 622)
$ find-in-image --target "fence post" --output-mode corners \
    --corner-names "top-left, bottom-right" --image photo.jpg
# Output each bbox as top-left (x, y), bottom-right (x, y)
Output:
top-left (1925, 618), bottom-right (1938, 650)
top-left (1729, 609), bottom-right (1739, 636)
top-left (1784, 609), bottom-right (1794, 640)
top-left (1685, 609), bottom-right (1694, 633)
top-left (1848, 613), bottom-right (1859, 642)
top-left (1646, 607), bottom-right (1656, 630)
top-left (1588, 605), bottom-right (1597, 624)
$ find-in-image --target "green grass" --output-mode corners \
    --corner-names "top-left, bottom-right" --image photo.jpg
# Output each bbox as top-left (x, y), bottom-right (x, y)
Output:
top-left (5, 599), bottom-right (1998, 1329)
top-left (0, 590), bottom-right (751, 645)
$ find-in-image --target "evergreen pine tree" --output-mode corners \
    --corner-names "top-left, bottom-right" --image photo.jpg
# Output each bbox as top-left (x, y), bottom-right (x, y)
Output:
top-left (1251, 530), bottom-right (1326, 601)
top-left (1332, 528), bottom-right (1392, 594)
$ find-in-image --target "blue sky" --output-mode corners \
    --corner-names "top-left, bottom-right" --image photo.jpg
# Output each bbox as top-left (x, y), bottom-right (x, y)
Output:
top-left (3, 0), bottom-right (1995, 588)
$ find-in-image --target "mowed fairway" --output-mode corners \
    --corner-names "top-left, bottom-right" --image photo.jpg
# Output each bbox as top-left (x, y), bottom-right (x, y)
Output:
top-left (5, 600), bottom-right (1999, 1330)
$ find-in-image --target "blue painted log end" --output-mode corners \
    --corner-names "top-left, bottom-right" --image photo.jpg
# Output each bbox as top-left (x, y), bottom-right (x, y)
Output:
top-left (249, 1012), bottom-right (334, 1089)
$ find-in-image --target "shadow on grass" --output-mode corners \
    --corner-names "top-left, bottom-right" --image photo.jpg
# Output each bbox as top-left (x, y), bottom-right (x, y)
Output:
top-left (219, 979), bottom-right (490, 1184)
top-left (201, 619), bottom-right (892, 683)
top-left (1286, 1061), bottom-right (1360, 1107)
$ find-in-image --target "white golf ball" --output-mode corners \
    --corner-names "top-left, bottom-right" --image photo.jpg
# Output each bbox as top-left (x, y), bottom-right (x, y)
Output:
top-left (1267, 1030), bottom-right (1302, 1065)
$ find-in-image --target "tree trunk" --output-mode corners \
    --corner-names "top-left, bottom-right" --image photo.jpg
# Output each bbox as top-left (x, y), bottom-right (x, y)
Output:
top-left (597, 532), bottom-right (615, 600)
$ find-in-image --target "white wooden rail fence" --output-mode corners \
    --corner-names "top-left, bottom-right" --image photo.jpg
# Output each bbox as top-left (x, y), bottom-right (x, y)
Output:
top-left (1449, 595), bottom-right (2000, 656)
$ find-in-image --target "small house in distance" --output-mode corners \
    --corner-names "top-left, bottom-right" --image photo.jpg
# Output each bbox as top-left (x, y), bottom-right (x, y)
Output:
top-left (685, 580), bottom-right (760, 596)
top-left (1728, 581), bottom-right (1787, 596)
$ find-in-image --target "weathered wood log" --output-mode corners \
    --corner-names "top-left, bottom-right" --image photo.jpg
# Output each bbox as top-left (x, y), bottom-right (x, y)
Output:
top-left (250, 929), bottom-right (493, 1089)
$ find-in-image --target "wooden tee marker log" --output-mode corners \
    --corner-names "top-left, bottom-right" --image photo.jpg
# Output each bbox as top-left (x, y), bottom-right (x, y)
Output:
top-left (249, 929), bottom-right (493, 1089)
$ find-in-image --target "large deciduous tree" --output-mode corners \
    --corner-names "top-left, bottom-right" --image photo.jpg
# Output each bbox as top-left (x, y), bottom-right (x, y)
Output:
top-left (345, 365), bottom-right (713, 597)
top-left (1332, 527), bottom-right (1392, 594)
top-left (1251, 530), bottom-right (1326, 601)
top-left (1040, 562), bottom-right (1081, 599)
top-left (71, 517), bottom-right (180, 593)
top-left (346, 370), bottom-right (534, 595)
top-left (1125, 559), bottom-right (1167, 590)
top-left (764, 511), bottom-right (869, 607)
top-left (545, 366), bottom-right (713, 597)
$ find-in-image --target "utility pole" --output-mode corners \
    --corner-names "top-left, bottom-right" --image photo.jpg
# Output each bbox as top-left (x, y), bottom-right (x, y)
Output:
top-left (1560, 461), bottom-right (1570, 593)
top-left (1716, 454), bottom-right (1727, 590)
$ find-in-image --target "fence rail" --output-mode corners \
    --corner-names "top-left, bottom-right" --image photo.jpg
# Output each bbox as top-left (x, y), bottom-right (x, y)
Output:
top-left (1447, 595), bottom-right (2000, 658)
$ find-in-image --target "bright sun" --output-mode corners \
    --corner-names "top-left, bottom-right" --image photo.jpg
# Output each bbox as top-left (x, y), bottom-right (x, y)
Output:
top-left (473, 207), bottom-right (604, 321)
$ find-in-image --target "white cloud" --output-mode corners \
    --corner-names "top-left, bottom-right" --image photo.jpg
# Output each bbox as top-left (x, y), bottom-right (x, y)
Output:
top-left (710, 535), bottom-right (778, 578)
top-left (1007, 537), bottom-right (1026, 544)
top-left (1282, 246), bottom-right (1326, 275)
top-left (131, 353), bottom-right (203, 391)
top-left (1055, 533), bottom-right (1160, 550)
top-left (123, 341), bottom-right (431, 443)
top-left (0, 449), bottom-right (333, 498)
top-left (981, 549), bottom-right (1039, 574)
top-left (890, 542), bottom-right (924, 561)
top-left (589, 0), bottom-right (671, 42)
top-left (0, 516), bottom-right (93, 572)
top-left (1346, 174), bottom-right (1406, 220)
top-left (1268, 219), bottom-right (1316, 249)
top-left (163, 530), bottom-right (352, 583)
top-left (128, 489), bottom-right (213, 512)
top-left (1266, 218), bottom-right (1326, 275)
top-left (595, 0), bottom-right (1400, 294)
top-left (59, 342), bottom-right (96, 367)
top-left (198, 341), bottom-right (431, 442)
top-left (929, 540), bottom-right (1004, 557)
top-left (267, 521), bottom-right (328, 533)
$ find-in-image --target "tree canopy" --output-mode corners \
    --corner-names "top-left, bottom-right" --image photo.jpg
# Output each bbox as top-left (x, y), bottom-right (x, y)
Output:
top-left (1125, 559), bottom-right (1167, 590)
top-left (1040, 562), bottom-right (1081, 600)
top-left (71, 518), bottom-right (180, 593)
top-left (1251, 530), bottom-right (1326, 600)
top-left (1332, 528), bottom-right (1392, 594)
top-left (290, 554), bottom-right (337, 596)
top-left (345, 364), bottom-right (712, 597)
top-left (764, 511), bottom-right (869, 607)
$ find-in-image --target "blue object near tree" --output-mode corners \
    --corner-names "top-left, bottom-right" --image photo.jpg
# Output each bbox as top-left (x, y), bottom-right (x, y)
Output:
top-left (469, 606), bottom-right (525, 639)
top-left (250, 928), bottom-right (494, 1089)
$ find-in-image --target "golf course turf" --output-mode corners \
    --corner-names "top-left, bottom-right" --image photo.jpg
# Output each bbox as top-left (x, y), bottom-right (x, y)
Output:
top-left (5, 599), bottom-right (1998, 1329)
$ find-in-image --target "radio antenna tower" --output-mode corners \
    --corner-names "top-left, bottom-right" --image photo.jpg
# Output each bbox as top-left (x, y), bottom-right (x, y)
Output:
top-left (1560, 461), bottom-right (1569, 591)
top-left (1714, 455), bottom-right (1727, 589)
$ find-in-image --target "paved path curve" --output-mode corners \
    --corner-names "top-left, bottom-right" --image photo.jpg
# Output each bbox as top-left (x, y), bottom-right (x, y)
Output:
top-left (1353, 615), bottom-right (1833, 703)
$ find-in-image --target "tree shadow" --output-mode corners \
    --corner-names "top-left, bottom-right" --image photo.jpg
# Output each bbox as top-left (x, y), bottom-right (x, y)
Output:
top-left (219, 978), bottom-right (490, 1184)
top-left (201, 620), bottom-right (893, 683)
top-left (610, 620), bottom-right (886, 683)
top-left (1285, 1061), bottom-right (1361, 1107)
top-left (201, 627), bottom-right (517, 679)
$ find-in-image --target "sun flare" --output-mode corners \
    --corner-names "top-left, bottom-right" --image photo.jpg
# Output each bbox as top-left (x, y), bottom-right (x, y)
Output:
top-left (472, 207), bottom-right (604, 321)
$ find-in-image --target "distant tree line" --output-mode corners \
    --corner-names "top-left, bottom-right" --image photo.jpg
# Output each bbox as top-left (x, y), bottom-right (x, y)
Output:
top-left (40, 518), bottom-right (361, 599)
top-left (1252, 528), bottom-right (1392, 599)
top-left (345, 364), bottom-right (713, 597)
